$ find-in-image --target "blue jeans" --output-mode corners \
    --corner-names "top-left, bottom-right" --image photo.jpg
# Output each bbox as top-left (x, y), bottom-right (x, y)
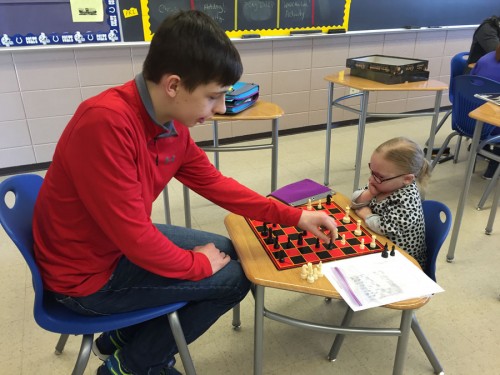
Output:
top-left (53, 224), bottom-right (251, 375)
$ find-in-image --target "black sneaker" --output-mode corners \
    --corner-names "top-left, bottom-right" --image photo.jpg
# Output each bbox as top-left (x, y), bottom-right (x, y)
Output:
top-left (92, 330), bottom-right (128, 361)
top-left (96, 350), bottom-right (132, 375)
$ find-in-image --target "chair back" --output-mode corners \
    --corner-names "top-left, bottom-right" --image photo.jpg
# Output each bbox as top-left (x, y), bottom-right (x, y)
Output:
top-left (449, 51), bottom-right (469, 103)
top-left (451, 75), bottom-right (500, 139)
top-left (0, 174), bottom-right (45, 306)
top-left (422, 200), bottom-right (452, 282)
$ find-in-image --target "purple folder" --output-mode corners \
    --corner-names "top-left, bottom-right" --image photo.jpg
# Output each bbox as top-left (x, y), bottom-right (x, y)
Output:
top-left (268, 179), bottom-right (334, 206)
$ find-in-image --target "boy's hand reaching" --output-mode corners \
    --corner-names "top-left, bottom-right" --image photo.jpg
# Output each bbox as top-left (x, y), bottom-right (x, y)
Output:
top-left (297, 209), bottom-right (338, 245)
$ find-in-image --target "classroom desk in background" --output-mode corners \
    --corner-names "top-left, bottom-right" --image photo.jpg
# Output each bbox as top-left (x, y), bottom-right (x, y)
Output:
top-left (225, 192), bottom-right (439, 375)
top-left (323, 71), bottom-right (448, 191)
top-left (447, 102), bottom-right (500, 261)
top-left (163, 100), bottom-right (284, 227)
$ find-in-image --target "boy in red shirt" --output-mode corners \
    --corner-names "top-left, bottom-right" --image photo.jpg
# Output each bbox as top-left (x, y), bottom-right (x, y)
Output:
top-left (33, 10), bottom-right (337, 375)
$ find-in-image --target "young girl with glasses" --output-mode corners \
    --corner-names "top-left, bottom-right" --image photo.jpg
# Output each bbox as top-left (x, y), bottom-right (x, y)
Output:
top-left (351, 137), bottom-right (431, 268)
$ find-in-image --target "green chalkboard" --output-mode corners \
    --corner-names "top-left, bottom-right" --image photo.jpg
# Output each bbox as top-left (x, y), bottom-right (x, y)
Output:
top-left (118, 0), bottom-right (350, 41)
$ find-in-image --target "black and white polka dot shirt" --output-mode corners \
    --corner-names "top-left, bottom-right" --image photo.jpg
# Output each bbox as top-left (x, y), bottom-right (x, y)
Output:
top-left (353, 182), bottom-right (427, 269)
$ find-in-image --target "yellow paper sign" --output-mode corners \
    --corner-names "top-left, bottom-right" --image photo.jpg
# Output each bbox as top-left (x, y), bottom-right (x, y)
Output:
top-left (123, 7), bottom-right (139, 19)
top-left (70, 0), bottom-right (104, 22)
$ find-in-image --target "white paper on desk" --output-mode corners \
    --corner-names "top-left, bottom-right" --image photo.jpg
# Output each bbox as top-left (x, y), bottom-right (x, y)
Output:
top-left (323, 252), bottom-right (444, 311)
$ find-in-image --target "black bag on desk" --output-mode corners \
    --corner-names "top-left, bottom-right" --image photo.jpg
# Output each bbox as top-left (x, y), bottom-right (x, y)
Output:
top-left (225, 82), bottom-right (259, 114)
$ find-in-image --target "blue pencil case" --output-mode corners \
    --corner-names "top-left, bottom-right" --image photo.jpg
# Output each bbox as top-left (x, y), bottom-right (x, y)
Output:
top-left (225, 82), bottom-right (259, 114)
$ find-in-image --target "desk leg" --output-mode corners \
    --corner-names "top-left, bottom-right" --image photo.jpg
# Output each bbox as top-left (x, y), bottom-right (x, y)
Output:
top-left (163, 187), bottom-right (171, 225)
top-left (485, 176), bottom-right (499, 235)
top-left (426, 91), bottom-right (443, 166)
top-left (324, 82), bottom-right (334, 186)
top-left (254, 285), bottom-right (265, 375)
top-left (393, 309), bottom-right (413, 375)
top-left (353, 91), bottom-right (370, 191)
top-left (447, 120), bottom-right (484, 262)
top-left (271, 118), bottom-right (279, 192)
top-left (212, 120), bottom-right (220, 169)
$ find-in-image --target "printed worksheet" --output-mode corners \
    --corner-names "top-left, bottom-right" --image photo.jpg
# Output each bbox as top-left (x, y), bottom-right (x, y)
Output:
top-left (324, 252), bottom-right (444, 311)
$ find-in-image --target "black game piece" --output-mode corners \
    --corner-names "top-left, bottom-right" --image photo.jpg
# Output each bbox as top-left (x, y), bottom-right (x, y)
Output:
top-left (315, 238), bottom-right (321, 249)
top-left (272, 223), bottom-right (277, 227)
top-left (286, 236), bottom-right (292, 249)
top-left (326, 194), bottom-right (332, 205)
top-left (265, 230), bottom-right (273, 244)
top-left (261, 223), bottom-right (268, 236)
top-left (390, 245), bottom-right (396, 256)
top-left (382, 243), bottom-right (389, 258)
top-left (327, 242), bottom-right (334, 250)
top-left (302, 229), bottom-right (307, 236)
top-left (273, 237), bottom-right (280, 249)
top-left (297, 233), bottom-right (303, 245)
top-left (278, 250), bottom-right (285, 263)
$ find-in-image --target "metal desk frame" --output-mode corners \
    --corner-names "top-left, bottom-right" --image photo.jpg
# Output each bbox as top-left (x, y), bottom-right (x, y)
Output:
top-left (447, 103), bottom-right (500, 261)
top-left (323, 72), bottom-right (447, 191)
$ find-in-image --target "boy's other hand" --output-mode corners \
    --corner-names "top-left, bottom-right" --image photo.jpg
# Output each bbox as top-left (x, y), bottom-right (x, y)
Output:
top-left (193, 243), bottom-right (231, 274)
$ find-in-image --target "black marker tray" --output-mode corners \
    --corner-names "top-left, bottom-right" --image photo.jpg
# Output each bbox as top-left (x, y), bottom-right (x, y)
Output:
top-left (350, 67), bottom-right (429, 84)
top-left (346, 55), bottom-right (429, 75)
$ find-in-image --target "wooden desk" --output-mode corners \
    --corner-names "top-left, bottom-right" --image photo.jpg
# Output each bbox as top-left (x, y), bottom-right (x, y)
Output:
top-left (447, 103), bottom-right (500, 261)
top-left (323, 71), bottom-right (448, 190)
top-left (163, 100), bottom-right (284, 227)
top-left (225, 192), bottom-right (438, 375)
top-left (204, 100), bottom-right (284, 192)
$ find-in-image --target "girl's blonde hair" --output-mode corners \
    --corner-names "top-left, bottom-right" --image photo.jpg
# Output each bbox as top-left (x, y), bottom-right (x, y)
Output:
top-left (375, 137), bottom-right (431, 189)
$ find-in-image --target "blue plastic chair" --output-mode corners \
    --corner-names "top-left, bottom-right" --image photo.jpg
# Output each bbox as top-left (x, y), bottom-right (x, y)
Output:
top-left (432, 75), bottom-right (500, 209)
top-left (429, 51), bottom-right (469, 166)
top-left (0, 174), bottom-right (196, 375)
top-left (327, 200), bottom-right (451, 374)
top-left (422, 200), bottom-right (452, 282)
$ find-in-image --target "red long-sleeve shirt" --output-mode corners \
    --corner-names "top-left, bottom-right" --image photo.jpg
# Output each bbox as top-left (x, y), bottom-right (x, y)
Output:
top-left (33, 78), bottom-right (301, 297)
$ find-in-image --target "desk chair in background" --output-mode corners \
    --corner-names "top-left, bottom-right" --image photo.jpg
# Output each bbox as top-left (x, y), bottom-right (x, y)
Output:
top-left (432, 75), bottom-right (500, 210)
top-left (428, 51), bottom-right (469, 167)
top-left (327, 199), bottom-right (451, 375)
top-left (0, 174), bottom-right (196, 375)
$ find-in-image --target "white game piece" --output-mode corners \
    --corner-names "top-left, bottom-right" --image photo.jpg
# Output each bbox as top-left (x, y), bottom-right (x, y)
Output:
top-left (313, 268), bottom-right (319, 280)
top-left (307, 198), bottom-right (313, 210)
top-left (307, 262), bottom-right (313, 275)
top-left (370, 235), bottom-right (377, 249)
top-left (360, 238), bottom-right (365, 249)
top-left (317, 199), bottom-right (322, 209)
top-left (307, 273), bottom-right (315, 283)
top-left (317, 261), bottom-right (324, 277)
top-left (341, 234), bottom-right (346, 245)
top-left (342, 206), bottom-right (351, 223)
top-left (354, 219), bottom-right (362, 236)
top-left (300, 264), bottom-right (308, 280)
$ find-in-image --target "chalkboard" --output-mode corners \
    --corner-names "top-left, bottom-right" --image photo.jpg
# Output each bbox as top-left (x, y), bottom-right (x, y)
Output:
top-left (348, 0), bottom-right (500, 31)
top-left (119, 0), bottom-right (350, 41)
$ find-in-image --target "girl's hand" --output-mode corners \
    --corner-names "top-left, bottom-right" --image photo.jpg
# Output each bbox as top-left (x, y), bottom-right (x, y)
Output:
top-left (355, 206), bottom-right (373, 220)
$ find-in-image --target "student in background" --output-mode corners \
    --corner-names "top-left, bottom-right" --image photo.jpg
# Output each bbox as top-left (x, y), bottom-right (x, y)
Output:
top-left (470, 44), bottom-right (500, 180)
top-left (467, 15), bottom-right (500, 66)
top-left (471, 43), bottom-right (500, 81)
top-left (350, 137), bottom-right (431, 269)
top-left (32, 10), bottom-right (338, 375)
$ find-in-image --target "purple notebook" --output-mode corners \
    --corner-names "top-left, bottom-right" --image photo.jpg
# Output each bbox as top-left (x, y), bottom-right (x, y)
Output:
top-left (268, 179), bottom-right (334, 206)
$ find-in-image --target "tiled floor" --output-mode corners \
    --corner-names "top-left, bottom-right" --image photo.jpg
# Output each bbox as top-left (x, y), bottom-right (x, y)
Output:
top-left (1, 115), bottom-right (499, 375)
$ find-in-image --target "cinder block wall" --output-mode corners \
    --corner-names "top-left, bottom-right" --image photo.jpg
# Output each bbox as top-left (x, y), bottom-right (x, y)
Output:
top-left (0, 28), bottom-right (474, 169)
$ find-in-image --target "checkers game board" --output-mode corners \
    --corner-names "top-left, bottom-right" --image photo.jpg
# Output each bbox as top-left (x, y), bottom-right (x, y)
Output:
top-left (245, 198), bottom-right (385, 270)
